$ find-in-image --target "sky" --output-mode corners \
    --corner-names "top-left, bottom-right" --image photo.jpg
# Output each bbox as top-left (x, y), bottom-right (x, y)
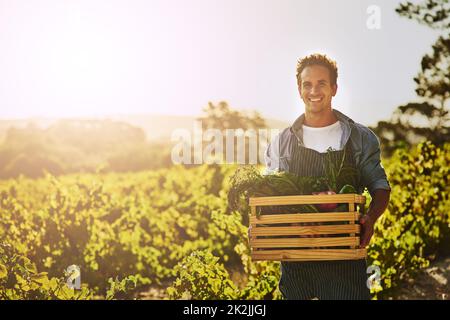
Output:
top-left (0, 0), bottom-right (444, 126)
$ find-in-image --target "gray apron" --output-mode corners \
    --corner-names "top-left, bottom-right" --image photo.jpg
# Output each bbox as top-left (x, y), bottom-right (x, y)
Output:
top-left (279, 141), bottom-right (371, 300)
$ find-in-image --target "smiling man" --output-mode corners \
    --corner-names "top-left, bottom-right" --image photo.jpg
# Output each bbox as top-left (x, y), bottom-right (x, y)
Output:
top-left (262, 53), bottom-right (391, 300)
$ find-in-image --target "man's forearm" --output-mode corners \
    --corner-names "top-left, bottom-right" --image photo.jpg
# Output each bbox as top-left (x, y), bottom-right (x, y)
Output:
top-left (367, 189), bottom-right (390, 223)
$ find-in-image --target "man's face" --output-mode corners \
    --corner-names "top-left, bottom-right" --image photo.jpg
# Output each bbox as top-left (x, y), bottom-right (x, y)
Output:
top-left (298, 65), bottom-right (337, 114)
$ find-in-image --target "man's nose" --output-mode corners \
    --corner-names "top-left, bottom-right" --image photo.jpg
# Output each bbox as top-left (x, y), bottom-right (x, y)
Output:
top-left (311, 85), bottom-right (321, 95)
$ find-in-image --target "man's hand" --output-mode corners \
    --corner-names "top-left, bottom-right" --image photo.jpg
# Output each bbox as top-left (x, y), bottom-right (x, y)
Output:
top-left (359, 189), bottom-right (390, 248)
top-left (359, 215), bottom-right (375, 248)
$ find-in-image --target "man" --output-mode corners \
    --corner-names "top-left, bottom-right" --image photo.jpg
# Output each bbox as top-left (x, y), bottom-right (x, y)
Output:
top-left (262, 53), bottom-right (391, 300)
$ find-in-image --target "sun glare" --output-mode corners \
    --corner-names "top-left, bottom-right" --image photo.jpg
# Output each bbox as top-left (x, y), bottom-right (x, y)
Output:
top-left (41, 13), bottom-right (119, 117)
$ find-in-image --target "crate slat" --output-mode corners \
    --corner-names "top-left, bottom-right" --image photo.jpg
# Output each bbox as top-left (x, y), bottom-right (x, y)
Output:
top-left (349, 203), bottom-right (356, 249)
top-left (249, 212), bottom-right (360, 224)
top-left (251, 248), bottom-right (367, 261)
top-left (355, 195), bottom-right (366, 204)
top-left (251, 224), bottom-right (360, 236)
top-left (250, 236), bottom-right (360, 248)
top-left (249, 194), bottom-right (365, 206)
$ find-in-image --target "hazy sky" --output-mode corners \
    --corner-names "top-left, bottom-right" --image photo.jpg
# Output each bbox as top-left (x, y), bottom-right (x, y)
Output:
top-left (0, 0), bottom-right (443, 126)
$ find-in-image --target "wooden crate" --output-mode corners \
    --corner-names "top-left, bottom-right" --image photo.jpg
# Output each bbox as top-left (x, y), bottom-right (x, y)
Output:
top-left (249, 194), bottom-right (367, 262)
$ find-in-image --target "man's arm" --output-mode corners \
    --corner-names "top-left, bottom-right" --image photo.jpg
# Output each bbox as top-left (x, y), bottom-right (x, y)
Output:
top-left (359, 130), bottom-right (391, 196)
top-left (358, 128), bottom-right (391, 248)
top-left (359, 188), bottom-right (390, 248)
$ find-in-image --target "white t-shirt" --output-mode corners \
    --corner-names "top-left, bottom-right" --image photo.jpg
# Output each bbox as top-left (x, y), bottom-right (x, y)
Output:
top-left (302, 120), bottom-right (343, 153)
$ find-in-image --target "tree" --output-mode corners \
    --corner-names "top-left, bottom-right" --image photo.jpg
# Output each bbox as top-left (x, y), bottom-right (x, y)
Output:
top-left (397, 0), bottom-right (450, 114)
top-left (198, 101), bottom-right (266, 131)
top-left (396, 0), bottom-right (450, 30)
top-left (196, 101), bottom-right (268, 164)
top-left (372, 0), bottom-right (450, 156)
top-left (415, 36), bottom-right (450, 113)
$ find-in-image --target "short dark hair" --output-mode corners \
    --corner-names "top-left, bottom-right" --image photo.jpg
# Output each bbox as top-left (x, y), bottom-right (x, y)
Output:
top-left (296, 53), bottom-right (338, 86)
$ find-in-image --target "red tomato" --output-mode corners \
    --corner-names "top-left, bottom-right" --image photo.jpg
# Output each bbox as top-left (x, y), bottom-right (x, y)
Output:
top-left (312, 190), bottom-right (338, 211)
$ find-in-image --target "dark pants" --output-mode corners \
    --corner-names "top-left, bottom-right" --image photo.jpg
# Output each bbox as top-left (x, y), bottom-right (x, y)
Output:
top-left (279, 259), bottom-right (371, 300)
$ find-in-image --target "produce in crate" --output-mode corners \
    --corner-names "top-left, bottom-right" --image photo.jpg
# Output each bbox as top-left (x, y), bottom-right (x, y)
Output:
top-left (227, 147), bottom-right (360, 220)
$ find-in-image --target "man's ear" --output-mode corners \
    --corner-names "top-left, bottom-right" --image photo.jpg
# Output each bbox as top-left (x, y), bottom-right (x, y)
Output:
top-left (332, 84), bottom-right (338, 96)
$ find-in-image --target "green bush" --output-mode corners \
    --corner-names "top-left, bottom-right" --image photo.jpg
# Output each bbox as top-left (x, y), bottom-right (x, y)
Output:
top-left (367, 141), bottom-right (450, 298)
top-left (166, 250), bottom-right (239, 300)
top-left (0, 242), bottom-right (92, 300)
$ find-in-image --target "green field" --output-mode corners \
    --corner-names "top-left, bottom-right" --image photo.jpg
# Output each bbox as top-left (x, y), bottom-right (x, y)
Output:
top-left (0, 141), bottom-right (449, 300)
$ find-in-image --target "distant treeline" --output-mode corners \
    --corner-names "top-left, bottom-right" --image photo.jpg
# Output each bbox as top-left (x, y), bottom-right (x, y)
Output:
top-left (0, 120), bottom-right (173, 179)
